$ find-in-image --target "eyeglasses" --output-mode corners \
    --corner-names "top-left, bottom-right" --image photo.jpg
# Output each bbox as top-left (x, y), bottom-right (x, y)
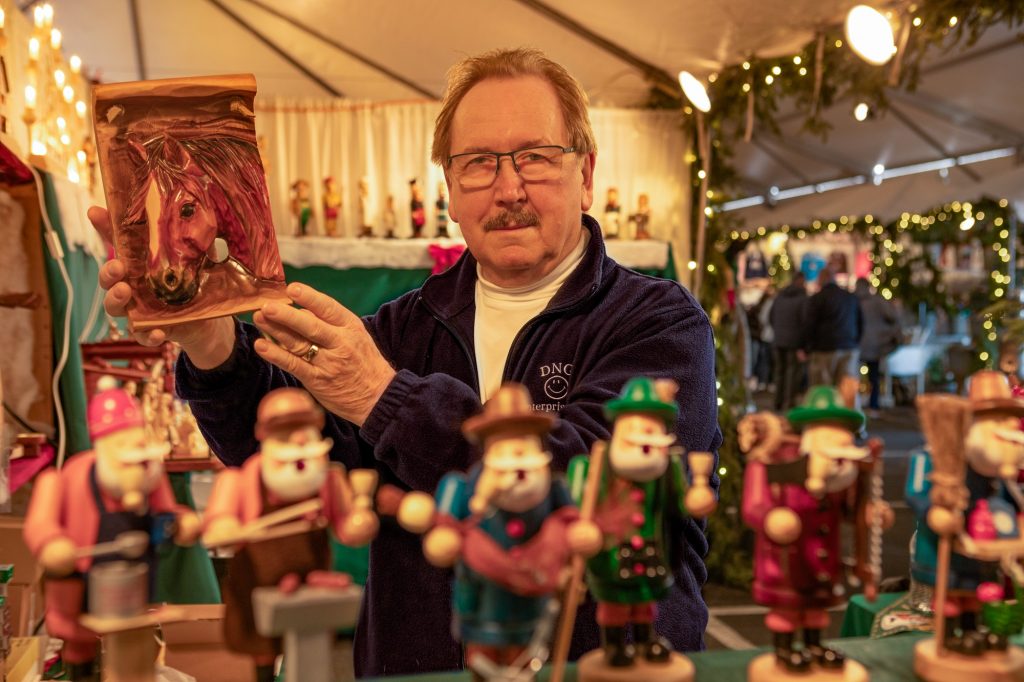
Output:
top-left (447, 145), bottom-right (577, 189)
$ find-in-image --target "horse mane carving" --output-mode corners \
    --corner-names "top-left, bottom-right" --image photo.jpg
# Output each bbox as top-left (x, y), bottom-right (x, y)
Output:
top-left (122, 132), bottom-right (283, 305)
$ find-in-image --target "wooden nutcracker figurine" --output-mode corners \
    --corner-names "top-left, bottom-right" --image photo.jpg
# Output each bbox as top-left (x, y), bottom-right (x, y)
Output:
top-left (410, 177), bottom-right (426, 238)
top-left (290, 179), bottom-right (313, 237)
top-left (909, 373), bottom-right (1024, 682)
top-left (358, 176), bottom-right (374, 238)
top-left (435, 181), bottom-right (450, 238)
top-left (565, 377), bottom-right (716, 682)
top-left (418, 384), bottom-right (600, 682)
top-left (602, 187), bottom-right (622, 239)
top-left (381, 194), bottom-right (398, 239)
top-left (23, 380), bottom-right (201, 681)
top-left (201, 387), bottom-right (380, 682)
top-left (738, 383), bottom-right (891, 682)
top-left (322, 176), bottom-right (342, 237)
top-left (628, 193), bottom-right (652, 240)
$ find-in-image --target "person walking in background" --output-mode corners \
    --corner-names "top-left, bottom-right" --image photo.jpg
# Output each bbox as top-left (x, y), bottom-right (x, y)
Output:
top-left (769, 273), bottom-right (808, 411)
top-left (805, 266), bottom-right (862, 389)
top-left (747, 288), bottom-right (774, 393)
top-left (855, 278), bottom-right (900, 414)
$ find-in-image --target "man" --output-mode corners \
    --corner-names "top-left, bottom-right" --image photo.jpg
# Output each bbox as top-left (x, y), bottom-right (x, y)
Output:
top-left (92, 48), bottom-right (721, 676)
top-left (769, 272), bottom-right (807, 411)
top-left (854, 277), bottom-right (900, 414)
top-left (804, 267), bottom-right (862, 389)
top-left (24, 383), bottom-right (201, 680)
top-left (203, 387), bottom-right (379, 682)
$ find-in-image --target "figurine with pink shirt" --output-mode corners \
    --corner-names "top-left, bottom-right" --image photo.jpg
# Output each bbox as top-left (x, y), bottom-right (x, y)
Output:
top-left (738, 381), bottom-right (892, 682)
top-left (23, 379), bottom-right (201, 681)
top-left (908, 372), bottom-right (1024, 681)
top-left (322, 176), bottom-right (342, 237)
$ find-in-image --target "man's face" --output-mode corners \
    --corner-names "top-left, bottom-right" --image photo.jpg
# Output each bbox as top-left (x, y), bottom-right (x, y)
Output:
top-left (446, 76), bottom-right (595, 288)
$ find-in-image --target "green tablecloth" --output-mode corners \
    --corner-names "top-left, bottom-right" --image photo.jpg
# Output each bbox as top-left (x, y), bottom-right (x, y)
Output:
top-left (365, 634), bottom-right (928, 681)
top-left (841, 592), bottom-right (905, 638)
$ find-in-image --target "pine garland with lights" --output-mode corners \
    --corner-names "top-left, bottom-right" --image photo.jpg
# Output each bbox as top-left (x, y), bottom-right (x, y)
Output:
top-left (672, 0), bottom-right (1022, 587)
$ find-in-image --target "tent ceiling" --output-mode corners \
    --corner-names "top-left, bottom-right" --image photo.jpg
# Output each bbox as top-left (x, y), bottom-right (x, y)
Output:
top-left (40, 0), bottom-right (1024, 222)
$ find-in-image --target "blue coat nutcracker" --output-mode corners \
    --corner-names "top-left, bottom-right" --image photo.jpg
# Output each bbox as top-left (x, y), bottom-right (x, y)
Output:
top-left (423, 384), bottom-right (597, 681)
top-left (909, 372), bottom-right (1024, 677)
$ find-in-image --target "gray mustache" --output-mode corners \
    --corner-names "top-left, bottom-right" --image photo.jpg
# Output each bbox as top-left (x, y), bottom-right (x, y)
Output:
top-left (484, 210), bottom-right (540, 231)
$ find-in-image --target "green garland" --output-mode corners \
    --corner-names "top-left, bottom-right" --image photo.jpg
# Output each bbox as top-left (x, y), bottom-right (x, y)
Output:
top-left (677, 0), bottom-right (1022, 587)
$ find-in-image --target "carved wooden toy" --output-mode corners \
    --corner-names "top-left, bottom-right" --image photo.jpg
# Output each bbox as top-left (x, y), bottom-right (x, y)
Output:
top-left (201, 387), bottom-right (379, 682)
top-left (738, 382), bottom-right (891, 682)
top-left (564, 377), bottom-right (716, 682)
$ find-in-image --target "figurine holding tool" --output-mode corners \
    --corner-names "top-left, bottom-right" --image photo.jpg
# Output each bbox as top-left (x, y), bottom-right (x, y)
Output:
top-left (23, 380), bottom-right (201, 680)
top-left (202, 387), bottom-right (380, 682)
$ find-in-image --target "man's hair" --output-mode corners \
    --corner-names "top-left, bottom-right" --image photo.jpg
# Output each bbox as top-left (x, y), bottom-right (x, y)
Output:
top-left (431, 48), bottom-right (597, 166)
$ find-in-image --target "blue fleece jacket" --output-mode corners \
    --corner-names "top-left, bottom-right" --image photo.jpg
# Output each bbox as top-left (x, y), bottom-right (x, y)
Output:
top-left (176, 215), bottom-right (722, 678)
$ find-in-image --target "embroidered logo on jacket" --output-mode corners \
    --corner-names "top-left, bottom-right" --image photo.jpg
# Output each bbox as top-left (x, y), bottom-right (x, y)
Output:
top-left (540, 362), bottom-right (573, 400)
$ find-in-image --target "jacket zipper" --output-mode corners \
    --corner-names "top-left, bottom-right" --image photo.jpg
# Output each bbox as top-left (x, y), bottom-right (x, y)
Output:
top-left (499, 282), bottom-right (600, 386)
top-left (421, 296), bottom-right (482, 396)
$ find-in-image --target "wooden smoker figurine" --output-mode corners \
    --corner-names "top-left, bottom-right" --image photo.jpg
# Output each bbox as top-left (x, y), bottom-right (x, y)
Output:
top-left (290, 179), bottom-right (314, 237)
top-left (414, 383), bottom-right (600, 682)
top-left (564, 377), bottom-right (717, 682)
top-left (909, 372), bottom-right (1024, 682)
top-left (322, 176), bottom-right (342, 237)
top-left (201, 387), bottom-right (380, 682)
top-left (23, 380), bottom-right (201, 681)
top-left (738, 383), bottom-right (892, 682)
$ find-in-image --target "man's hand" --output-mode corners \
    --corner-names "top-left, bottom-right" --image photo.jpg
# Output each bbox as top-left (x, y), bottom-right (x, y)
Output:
top-left (252, 283), bottom-right (397, 426)
top-left (89, 206), bottom-right (236, 369)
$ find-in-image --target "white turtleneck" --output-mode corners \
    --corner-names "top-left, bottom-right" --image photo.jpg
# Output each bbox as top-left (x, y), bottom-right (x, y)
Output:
top-left (474, 230), bottom-right (590, 402)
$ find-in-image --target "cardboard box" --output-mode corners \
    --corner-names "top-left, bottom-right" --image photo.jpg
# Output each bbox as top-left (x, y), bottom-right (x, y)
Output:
top-left (160, 604), bottom-right (254, 682)
top-left (0, 517), bottom-right (41, 638)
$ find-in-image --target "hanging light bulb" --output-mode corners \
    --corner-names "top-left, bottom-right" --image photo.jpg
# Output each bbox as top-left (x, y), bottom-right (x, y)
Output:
top-left (845, 5), bottom-right (897, 65)
top-left (24, 84), bottom-right (37, 109)
top-left (54, 68), bottom-right (66, 88)
top-left (70, 54), bottom-right (82, 74)
top-left (33, 6), bottom-right (44, 28)
top-left (28, 37), bottom-right (40, 62)
top-left (50, 27), bottom-right (61, 51)
top-left (63, 85), bottom-right (74, 103)
top-left (677, 71), bottom-right (711, 113)
top-left (75, 100), bottom-right (87, 117)
top-left (854, 102), bottom-right (870, 121)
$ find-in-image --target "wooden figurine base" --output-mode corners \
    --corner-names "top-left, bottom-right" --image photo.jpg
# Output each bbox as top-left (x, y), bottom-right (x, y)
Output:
top-left (576, 649), bottom-right (694, 682)
top-left (747, 653), bottom-right (869, 682)
top-left (913, 637), bottom-right (1024, 682)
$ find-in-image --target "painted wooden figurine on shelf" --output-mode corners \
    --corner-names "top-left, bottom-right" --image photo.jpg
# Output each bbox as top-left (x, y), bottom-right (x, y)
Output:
top-left (322, 176), bottom-right (342, 237)
top-left (628, 193), bottom-right (652, 240)
top-left (201, 387), bottom-right (379, 682)
top-left (414, 384), bottom-right (600, 682)
top-left (738, 382), bottom-right (892, 682)
top-left (358, 176), bottom-right (374, 238)
top-left (381, 194), bottom-right (398, 239)
top-left (23, 379), bottom-right (201, 681)
top-left (291, 179), bottom-right (314, 237)
top-left (909, 373), bottom-right (1024, 682)
top-left (435, 181), bottom-right (450, 238)
top-left (602, 187), bottom-right (622, 239)
top-left (997, 339), bottom-right (1021, 390)
top-left (566, 377), bottom-right (717, 682)
top-left (410, 177), bottom-right (426, 238)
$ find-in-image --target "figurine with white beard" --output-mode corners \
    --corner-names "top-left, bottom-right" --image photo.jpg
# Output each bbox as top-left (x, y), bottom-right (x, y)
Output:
top-left (24, 380), bottom-right (201, 681)
top-left (741, 385), bottom-right (891, 682)
top-left (566, 377), bottom-right (716, 680)
top-left (422, 383), bottom-right (599, 682)
top-left (202, 387), bottom-right (379, 682)
top-left (909, 371), bottom-right (1024, 680)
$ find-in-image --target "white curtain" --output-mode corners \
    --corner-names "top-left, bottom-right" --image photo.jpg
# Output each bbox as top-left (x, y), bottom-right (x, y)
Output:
top-left (256, 98), bottom-right (692, 247)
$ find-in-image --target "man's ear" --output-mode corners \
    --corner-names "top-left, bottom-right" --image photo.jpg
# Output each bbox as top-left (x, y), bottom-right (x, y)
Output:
top-left (580, 152), bottom-right (596, 211)
top-left (444, 172), bottom-right (460, 224)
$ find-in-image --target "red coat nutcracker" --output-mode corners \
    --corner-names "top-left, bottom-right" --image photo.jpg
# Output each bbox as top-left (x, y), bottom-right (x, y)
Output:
top-left (201, 387), bottom-right (379, 682)
top-left (24, 383), bottom-right (200, 681)
top-left (740, 386), bottom-right (890, 680)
